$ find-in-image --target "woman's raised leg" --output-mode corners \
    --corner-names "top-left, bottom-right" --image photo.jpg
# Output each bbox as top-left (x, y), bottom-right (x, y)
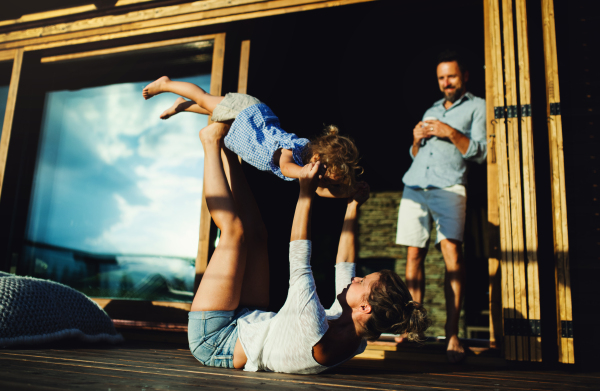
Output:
top-left (191, 122), bottom-right (247, 312)
top-left (220, 147), bottom-right (270, 309)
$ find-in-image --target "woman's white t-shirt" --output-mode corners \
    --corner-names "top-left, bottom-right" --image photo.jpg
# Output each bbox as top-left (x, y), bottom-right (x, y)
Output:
top-left (237, 240), bottom-right (367, 374)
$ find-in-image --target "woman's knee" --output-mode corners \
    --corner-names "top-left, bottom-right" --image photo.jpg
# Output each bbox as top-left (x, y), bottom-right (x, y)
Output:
top-left (221, 217), bottom-right (246, 243)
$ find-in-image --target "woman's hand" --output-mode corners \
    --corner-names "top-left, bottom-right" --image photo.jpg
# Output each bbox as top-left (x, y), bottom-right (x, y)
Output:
top-left (349, 181), bottom-right (370, 207)
top-left (298, 161), bottom-right (322, 197)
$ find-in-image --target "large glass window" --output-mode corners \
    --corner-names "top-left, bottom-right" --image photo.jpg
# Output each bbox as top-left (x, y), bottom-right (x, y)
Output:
top-left (0, 85), bottom-right (8, 138)
top-left (23, 74), bottom-right (210, 302)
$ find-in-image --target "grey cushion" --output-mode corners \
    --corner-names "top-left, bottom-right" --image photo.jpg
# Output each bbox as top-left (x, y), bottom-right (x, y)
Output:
top-left (0, 272), bottom-right (123, 347)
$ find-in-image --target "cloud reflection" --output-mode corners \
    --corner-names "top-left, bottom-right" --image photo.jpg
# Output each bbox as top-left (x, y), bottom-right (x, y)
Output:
top-left (27, 75), bottom-right (210, 259)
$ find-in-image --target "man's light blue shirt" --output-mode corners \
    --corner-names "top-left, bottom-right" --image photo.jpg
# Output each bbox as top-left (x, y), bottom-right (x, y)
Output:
top-left (402, 92), bottom-right (487, 189)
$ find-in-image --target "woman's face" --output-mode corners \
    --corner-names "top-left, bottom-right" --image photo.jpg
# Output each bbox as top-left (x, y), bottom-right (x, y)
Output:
top-left (340, 272), bottom-right (381, 308)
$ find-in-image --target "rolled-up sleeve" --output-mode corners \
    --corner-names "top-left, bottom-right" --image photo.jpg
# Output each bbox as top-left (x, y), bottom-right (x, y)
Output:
top-left (461, 101), bottom-right (487, 164)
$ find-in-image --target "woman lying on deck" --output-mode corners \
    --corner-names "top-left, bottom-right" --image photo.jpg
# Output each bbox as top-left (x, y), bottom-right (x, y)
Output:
top-left (189, 122), bottom-right (430, 374)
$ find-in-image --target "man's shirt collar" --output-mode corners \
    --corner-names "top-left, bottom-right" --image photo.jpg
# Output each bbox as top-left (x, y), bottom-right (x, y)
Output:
top-left (433, 91), bottom-right (473, 110)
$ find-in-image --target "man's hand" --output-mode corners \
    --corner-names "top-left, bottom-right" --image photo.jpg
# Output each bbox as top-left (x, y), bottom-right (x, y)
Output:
top-left (349, 182), bottom-right (370, 207)
top-left (413, 121), bottom-right (430, 146)
top-left (423, 120), bottom-right (456, 139)
top-left (423, 120), bottom-right (470, 155)
top-left (298, 161), bottom-right (322, 197)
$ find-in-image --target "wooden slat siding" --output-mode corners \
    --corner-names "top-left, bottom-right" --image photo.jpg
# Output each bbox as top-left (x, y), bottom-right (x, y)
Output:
top-left (0, 0), bottom-right (266, 41)
top-left (501, 0), bottom-right (528, 361)
top-left (0, 0), bottom-right (379, 51)
top-left (40, 35), bottom-right (216, 63)
top-left (194, 33), bottom-right (226, 292)
top-left (0, 48), bottom-right (24, 202)
top-left (483, 0), bottom-right (502, 350)
top-left (0, 49), bottom-right (16, 62)
top-left (515, 0), bottom-right (542, 362)
top-left (237, 40), bottom-right (251, 94)
top-left (541, 0), bottom-right (574, 364)
top-left (488, 0), bottom-right (515, 361)
top-left (0, 5), bottom-right (99, 28)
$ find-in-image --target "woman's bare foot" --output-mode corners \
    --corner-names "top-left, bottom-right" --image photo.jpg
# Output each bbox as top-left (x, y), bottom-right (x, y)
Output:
top-left (161, 97), bottom-right (188, 119)
top-left (199, 122), bottom-right (231, 146)
top-left (446, 335), bottom-right (465, 363)
top-left (143, 76), bottom-right (171, 100)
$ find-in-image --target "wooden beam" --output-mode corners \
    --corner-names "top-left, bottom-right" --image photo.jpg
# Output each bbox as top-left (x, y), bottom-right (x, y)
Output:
top-left (0, 48), bottom-right (24, 202)
top-left (515, 0), bottom-right (542, 363)
top-left (489, 0), bottom-right (515, 361)
top-left (501, 0), bottom-right (528, 361)
top-left (194, 33), bottom-right (226, 292)
top-left (484, 0), bottom-right (502, 351)
top-left (0, 0), bottom-right (376, 50)
top-left (40, 34), bottom-right (216, 63)
top-left (541, 0), bottom-right (574, 365)
top-left (0, 5), bottom-right (98, 28)
top-left (0, 50), bottom-right (16, 62)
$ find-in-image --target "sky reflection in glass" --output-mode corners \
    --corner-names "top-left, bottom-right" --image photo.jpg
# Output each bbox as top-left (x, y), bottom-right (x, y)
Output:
top-left (24, 75), bottom-right (210, 300)
top-left (0, 85), bottom-right (8, 138)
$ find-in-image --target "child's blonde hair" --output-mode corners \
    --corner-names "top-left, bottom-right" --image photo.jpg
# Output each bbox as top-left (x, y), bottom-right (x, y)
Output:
top-left (303, 125), bottom-right (362, 189)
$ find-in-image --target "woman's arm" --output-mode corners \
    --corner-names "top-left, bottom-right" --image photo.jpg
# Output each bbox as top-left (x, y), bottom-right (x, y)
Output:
top-left (336, 182), bottom-right (370, 264)
top-left (290, 161), bottom-right (321, 242)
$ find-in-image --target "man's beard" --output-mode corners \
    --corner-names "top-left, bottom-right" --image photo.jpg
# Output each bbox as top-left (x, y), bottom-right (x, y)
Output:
top-left (443, 85), bottom-right (465, 103)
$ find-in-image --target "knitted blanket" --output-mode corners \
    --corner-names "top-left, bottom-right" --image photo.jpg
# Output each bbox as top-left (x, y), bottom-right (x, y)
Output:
top-left (0, 272), bottom-right (123, 347)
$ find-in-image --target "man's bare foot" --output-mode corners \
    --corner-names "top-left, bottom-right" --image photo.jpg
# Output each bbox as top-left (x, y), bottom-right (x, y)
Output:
top-left (199, 122), bottom-right (230, 145)
top-left (143, 76), bottom-right (171, 100)
top-left (446, 335), bottom-right (465, 363)
top-left (161, 97), bottom-right (188, 119)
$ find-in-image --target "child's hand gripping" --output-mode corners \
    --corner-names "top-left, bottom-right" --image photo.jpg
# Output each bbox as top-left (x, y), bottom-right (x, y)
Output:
top-left (298, 161), bottom-right (323, 198)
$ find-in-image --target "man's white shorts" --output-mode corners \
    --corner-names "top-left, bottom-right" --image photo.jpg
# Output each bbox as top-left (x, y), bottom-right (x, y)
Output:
top-left (395, 184), bottom-right (467, 248)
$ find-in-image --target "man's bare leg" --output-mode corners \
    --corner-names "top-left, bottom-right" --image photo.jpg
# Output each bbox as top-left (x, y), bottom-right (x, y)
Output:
top-left (143, 76), bottom-right (224, 113)
top-left (161, 97), bottom-right (211, 119)
top-left (396, 246), bottom-right (428, 343)
top-left (191, 122), bottom-right (246, 313)
top-left (440, 238), bottom-right (466, 363)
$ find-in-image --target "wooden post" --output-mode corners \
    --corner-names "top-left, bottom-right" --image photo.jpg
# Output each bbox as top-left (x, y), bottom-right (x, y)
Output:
top-left (0, 48), bottom-right (24, 202)
top-left (237, 40), bottom-right (251, 94)
top-left (488, 0), bottom-right (516, 361)
top-left (484, 0), bottom-right (503, 350)
top-left (194, 33), bottom-right (226, 292)
top-left (541, 0), bottom-right (574, 364)
top-left (501, 0), bottom-right (528, 361)
top-left (515, 0), bottom-right (542, 362)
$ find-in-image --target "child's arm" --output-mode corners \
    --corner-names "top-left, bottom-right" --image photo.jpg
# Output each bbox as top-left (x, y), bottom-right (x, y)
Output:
top-left (276, 148), bottom-right (304, 179)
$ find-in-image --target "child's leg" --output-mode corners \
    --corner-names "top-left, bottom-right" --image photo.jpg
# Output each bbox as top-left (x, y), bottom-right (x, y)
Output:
top-left (160, 97), bottom-right (211, 119)
top-left (143, 76), bottom-right (224, 114)
top-left (191, 122), bottom-right (247, 312)
top-left (220, 147), bottom-right (270, 309)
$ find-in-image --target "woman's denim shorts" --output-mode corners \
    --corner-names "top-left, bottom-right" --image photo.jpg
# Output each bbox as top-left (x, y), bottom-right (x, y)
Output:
top-left (188, 308), bottom-right (249, 368)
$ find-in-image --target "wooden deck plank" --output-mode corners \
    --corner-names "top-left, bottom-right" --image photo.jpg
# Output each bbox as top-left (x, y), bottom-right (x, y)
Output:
top-left (2, 342), bottom-right (599, 391)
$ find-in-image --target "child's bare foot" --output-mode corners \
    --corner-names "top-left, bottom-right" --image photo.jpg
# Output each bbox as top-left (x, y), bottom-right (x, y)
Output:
top-left (446, 335), bottom-right (465, 363)
top-left (161, 97), bottom-right (188, 119)
top-left (199, 122), bottom-right (231, 145)
top-left (143, 76), bottom-right (171, 100)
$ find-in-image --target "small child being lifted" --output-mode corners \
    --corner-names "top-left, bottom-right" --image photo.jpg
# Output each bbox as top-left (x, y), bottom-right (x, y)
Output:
top-left (143, 76), bottom-right (361, 197)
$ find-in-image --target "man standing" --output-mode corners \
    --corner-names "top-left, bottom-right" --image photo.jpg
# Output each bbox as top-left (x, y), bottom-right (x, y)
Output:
top-left (396, 50), bottom-right (486, 363)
